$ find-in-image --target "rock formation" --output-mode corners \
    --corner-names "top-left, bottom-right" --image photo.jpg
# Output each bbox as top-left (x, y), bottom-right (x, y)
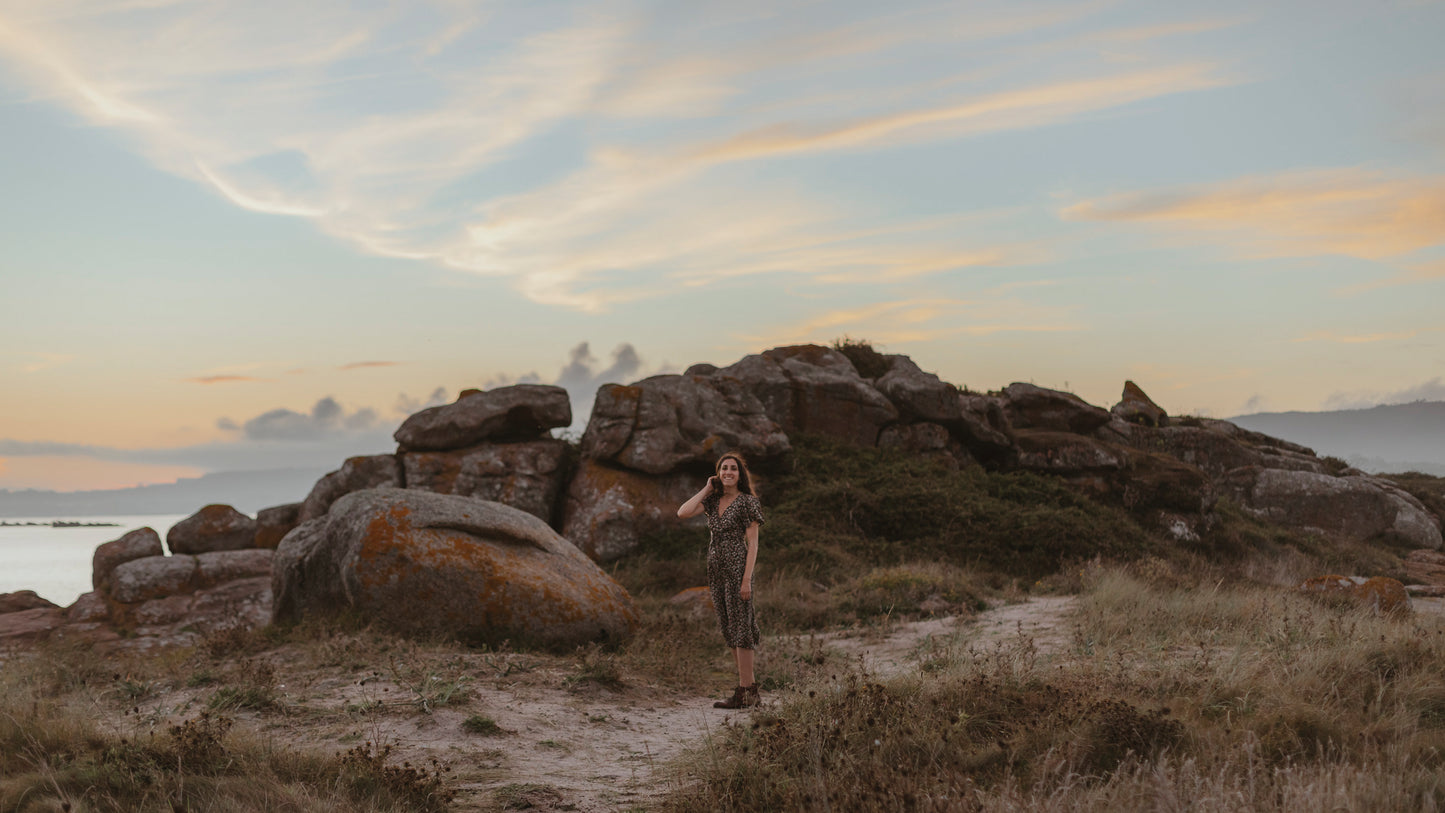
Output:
top-left (394, 384), bottom-right (571, 451)
top-left (272, 488), bottom-right (637, 648)
top-left (167, 505), bottom-right (257, 554)
top-left (254, 503), bottom-right (302, 549)
top-left (403, 438), bottom-right (570, 524)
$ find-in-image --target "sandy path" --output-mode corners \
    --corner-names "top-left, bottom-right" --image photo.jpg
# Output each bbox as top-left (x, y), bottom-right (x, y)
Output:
top-left (420, 596), bottom-right (1079, 812)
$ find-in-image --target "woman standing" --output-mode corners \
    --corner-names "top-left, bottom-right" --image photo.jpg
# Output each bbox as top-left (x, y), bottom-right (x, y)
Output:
top-left (677, 452), bottom-right (765, 709)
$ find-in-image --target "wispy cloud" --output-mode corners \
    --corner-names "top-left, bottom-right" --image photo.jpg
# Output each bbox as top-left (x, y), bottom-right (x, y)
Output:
top-left (187, 375), bottom-right (268, 385)
top-left (0, 1), bottom-right (1239, 311)
top-left (338, 361), bottom-right (401, 371)
top-left (18, 352), bottom-right (75, 373)
top-left (1292, 329), bottom-right (1421, 344)
top-left (742, 295), bottom-right (1082, 348)
top-left (1064, 168), bottom-right (1445, 260)
top-left (1336, 258), bottom-right (1445, 295)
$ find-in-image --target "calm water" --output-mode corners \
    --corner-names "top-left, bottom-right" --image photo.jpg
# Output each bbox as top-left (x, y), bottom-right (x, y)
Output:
top-left (0, 515), bottom-right (188, 607)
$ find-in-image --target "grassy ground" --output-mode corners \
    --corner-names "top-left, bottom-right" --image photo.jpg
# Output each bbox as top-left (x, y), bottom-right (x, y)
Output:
top-left (658, 563), bottom-right (1445, 812)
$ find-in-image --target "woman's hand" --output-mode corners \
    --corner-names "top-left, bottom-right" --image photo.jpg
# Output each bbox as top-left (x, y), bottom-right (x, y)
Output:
top-left (740, 578), bottom-right (752, 600)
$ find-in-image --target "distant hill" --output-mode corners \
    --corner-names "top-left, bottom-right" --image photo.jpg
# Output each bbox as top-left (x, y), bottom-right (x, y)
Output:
top-left (0, 467), bottom-right (329, 517)
top-left (1230, 400), bottom-right (1445, 476)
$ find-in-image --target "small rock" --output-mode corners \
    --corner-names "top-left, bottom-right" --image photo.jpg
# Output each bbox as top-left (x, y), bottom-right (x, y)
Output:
top-left (0, 607), bottom-right (67, 642)
top-left (1299, 575), bottom-right (1411, 615)
top-left (300, 454), bottom-right (402, 522)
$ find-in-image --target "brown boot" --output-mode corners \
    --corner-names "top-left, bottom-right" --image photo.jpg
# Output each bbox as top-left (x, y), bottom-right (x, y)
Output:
top-left (713, 686), bottom-right (746, 709)
top-left (742, 684), bottom-right (761, 707)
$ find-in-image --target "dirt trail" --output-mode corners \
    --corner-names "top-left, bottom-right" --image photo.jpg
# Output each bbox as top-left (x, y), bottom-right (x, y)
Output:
top-left (421, 596), bottom-right (1079, 811)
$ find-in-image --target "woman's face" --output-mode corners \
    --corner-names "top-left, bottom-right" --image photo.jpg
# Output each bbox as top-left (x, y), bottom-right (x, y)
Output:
top-left (718, 458), bottom-right (741, 488)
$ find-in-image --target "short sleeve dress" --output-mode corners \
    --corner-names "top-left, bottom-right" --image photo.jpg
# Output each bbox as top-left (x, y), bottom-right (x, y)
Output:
top-left (704, 491), bottom-right (764, 649)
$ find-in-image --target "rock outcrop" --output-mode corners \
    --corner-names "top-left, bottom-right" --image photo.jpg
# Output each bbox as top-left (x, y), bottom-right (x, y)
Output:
top-left (1223, 468), bottom-right (1442, 550)
top-left (167, 505), bottom-right (257, 554)
top-left (403, 438), bottom-right (571, 523)
top-left (1002, 383), bottom-right (1113, 434)
top-left (254, 503), bottom-right (302, 549)
top-left (1111, 380), bottom-right (1169, 427)
top-left (300, 454), bottom-right (402, 522)
top-left (272, 488), bottom-right (638, 648)
top-left (0, 590), bottom-right (59, 614)
top-left (580, 374), bottom-right (790, 475)
top-left (717, 345), bottom-right (898, 446)
top-left (560, 461), bottom-right (708, 562)
top-left (394, 384), bottom-right (571, 452)
top-left (93, 527), bottom-right (165, 593)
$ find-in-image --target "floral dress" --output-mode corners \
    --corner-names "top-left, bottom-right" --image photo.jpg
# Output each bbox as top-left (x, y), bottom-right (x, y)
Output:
top-left (704, 491), bottom-right (764, 649)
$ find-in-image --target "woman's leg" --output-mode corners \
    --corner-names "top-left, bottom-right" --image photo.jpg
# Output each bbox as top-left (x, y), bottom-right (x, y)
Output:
top-left (736, 647), bottom-right (754, 687)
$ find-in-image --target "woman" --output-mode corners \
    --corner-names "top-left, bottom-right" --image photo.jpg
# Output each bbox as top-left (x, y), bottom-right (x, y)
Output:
top-left (677, 452), bottom-right (765, 709)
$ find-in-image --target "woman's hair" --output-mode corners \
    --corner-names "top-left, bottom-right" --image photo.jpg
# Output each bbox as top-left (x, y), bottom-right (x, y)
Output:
top-left (715, 452), bottom-right (757, 496)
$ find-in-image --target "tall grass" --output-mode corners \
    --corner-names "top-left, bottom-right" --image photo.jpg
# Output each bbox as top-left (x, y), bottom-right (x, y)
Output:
top-left (659, 565), bottom-right (1445, 812)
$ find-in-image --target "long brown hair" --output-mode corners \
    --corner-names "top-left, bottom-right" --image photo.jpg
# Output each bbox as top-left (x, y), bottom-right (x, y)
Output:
top-left (714, 452), bottom-right (757, 497)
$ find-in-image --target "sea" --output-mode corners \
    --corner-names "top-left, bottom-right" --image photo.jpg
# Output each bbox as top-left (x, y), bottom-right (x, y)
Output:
top-left (0, 515), bottom-right (188, 607)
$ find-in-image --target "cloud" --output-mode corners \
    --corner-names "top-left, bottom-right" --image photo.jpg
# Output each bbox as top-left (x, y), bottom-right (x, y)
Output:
top-left (1336, 258), bottom-right (1445, 295)
top-left (1241, 394), bottom-right (1266, 413)
top-left (742, 295), bottom-right (1082, 347)
top-left (1292, 329), bottom-right (1420, 344)
top-left (18, 353), bottom-right (75, 373)
top-left (393, 387), bottom-right (450, 417)
top-left (188, 375), bottom-right (267, 384)
top-left (0, 1), bottom-right (1239, 311)
top-left (220, 396), bottom-right (379, 441)
top-left (338, 361), bottom-right (401, 371)
top-left (1324, 377), bottom-right (1445, 410)
top-left (1064, 169), bottom-right (1445, 260)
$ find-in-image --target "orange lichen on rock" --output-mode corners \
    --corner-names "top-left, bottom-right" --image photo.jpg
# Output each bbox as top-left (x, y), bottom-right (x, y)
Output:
top-left (1298, 574), bottom-right (1410, 615)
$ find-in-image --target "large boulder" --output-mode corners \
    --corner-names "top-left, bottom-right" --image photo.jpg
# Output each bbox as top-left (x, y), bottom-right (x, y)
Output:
top-left (394, 384), bottom-right (571, 452)
top-left (1224, 468), bottom-right (1443, 549)
top-left (560, 460), bottom-right (709, 562)
top-left (272, 488), bottom-right (639, 648)
top-left (93, 527), bottom-right (165, 593)
top-left (300, 454), bottom-right (402, 522)
top-left (1111, 381), bottom-right (1169, 428)
top-left (580, 374), bottom-right (790, 475)
top-left (0, 607), bottom-right (67, 643)
top-left (716, 345), bottom-right (898, 447)
top-left (1106, 422), bottom-right (1327, 479)
top-left (107, 555), bottom-right (199, 604)
top-left (254, 503), bottom-right (302, 549)
top-left (167, 505), bottom-right (256, 555)
top-left (196, 549), bottom-right (273, 588)
top-left (119, 577), bottom-right (273, 637)
top-left (404, 438), bottom-right (571, 523)
top-left (0, 590), bottom-right (59, 615)
top-left (1002, 383), bottom-right (1112, 434)
top-left (954, 394), bottom-right (1017, 466)
top-left (874, 356), bottom-right (960, 423)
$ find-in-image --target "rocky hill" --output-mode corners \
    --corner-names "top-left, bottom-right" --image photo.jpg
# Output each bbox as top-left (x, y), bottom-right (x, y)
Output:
top-left (4, 342), bottom-right (1443, 651)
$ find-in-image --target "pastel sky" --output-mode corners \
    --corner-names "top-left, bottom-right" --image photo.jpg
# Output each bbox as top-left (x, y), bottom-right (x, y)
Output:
top-left (2, 0), bottom-right (1443, 491)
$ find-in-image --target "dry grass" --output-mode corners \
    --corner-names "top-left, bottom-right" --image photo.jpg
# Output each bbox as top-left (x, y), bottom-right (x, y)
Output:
top-left (658, 564), bottom-right (1445, 812)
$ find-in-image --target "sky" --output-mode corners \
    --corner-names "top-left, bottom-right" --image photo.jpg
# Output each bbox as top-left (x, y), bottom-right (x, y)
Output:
top-left (1, 0), bottom-right (1443, 492)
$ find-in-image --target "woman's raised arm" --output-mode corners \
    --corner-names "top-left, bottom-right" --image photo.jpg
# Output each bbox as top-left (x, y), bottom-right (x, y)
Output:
top-left (677, 478), bottom-right (717, 519)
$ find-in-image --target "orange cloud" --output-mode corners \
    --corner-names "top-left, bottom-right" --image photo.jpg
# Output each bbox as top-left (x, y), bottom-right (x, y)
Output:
top-left (1064, 169), bottom-right (1445, 260)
